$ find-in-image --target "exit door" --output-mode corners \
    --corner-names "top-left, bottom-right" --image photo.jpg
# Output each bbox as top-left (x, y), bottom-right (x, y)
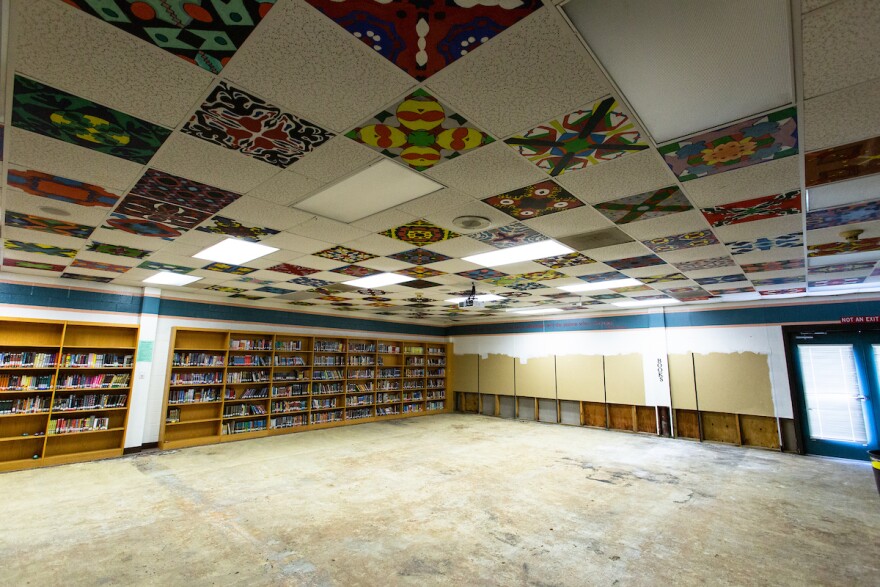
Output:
top-left (790, 330), bottom-right (880, 460)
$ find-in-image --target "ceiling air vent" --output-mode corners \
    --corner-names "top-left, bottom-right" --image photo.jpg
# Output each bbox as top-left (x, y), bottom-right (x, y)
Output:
top-left (558, 227), bottom-right (634, 251)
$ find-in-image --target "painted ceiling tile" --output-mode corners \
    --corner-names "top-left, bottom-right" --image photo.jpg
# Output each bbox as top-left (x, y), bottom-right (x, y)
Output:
top-left (182, 82), bottom-right (334, 168)
top-left (396, 266), bottom-right (446, 279)
top-left (658, 107), bottom-right (798, 182)
top-left (5, 211), bottom-right (95, 239)
top-left (304, 0), bottom-right (541, 81)
top-left (330, 264), bottom-right (382, 278)
top-left (236, 277), bottom-right (276, 285)
top-left (469, 222), bottom-right (547, 249)
top-left (751, 276), bottom-right (804, 286)
top-left (205, 285), bottom-right (247, 294)
top-left (502, 281), bottom-right (548, 292)
top-left (201, 262), bottom-right (258, 275)
top-left (725, 232), bottom-right (803, 255)
top-left (673, 256), bottom-right (737, 272)
top-left (505, 97), bottom-right (648, 177)
top-left (807, 261), bottom-right (875, 274)
top-left (455, 268), bottom-right (508, 280)
top-left (138, 261), bottom-right (194, 274)
top-left (67, 0), bottom-right (276, 74)
top-left (2, 257), bottom-right (66, 272)
top-left (694, 274), bottom-right (748, 285)
top-left (578, 271), bottom-right (625, 283)
top-left (70, 259), bottom-right (130, 273)
top-left (594, 186), bottom-right (691, 225)
top-left (314, 246), bottom-right (378, 263)
top-left (806, 200), bottom-right (880, 231)
top-left (759, 287), bottom-right (806, 296)
top-left (662, 286), bottom-right (707, 295)
top-left (707, 286), bottom-right (755, 294)
top-left (483, 181), bottom-right (583, 220)
top-left (196, 216), bottom-right (279, 241)
top-left (741, 259), bottom-right (806, 273)
top-left (399, 279), bottom-right (441, 289)
top-left (266, 263), bottom-right (321, 276)
top-left (85, 241), bottom-right (153, 259)
top-left (7, 169), bottom-right (118, 208)
top-left (114, 193), bottom-right (213, 230)
top-left (129, 169), bottom-right (242, 215)
top-left (631, 294), bottom-right (670, 301)
top-left (380, 220), bottom-right (460, 246)
top-left (805, 135), bottom-right (880, 188)
top-left (807, 236), bottom-right (880, 257)
top-left (638, 273), bottom-right (688, 284)
top-left (642, 230), bottom-right (719, 253)
top-left (701, 190), bottom-right (802, 227)
top-left (535, 252), bottom-right (596, 269)
top-left (11, 76), bottom-right (170, 164)
top-left (387, 248), bottom-right (452, 265)
top-left (589, 293), bottom-right (625, 300)
top-left (346, 89), bottom-right (492, 171)
top-left (605, 254), bottom-right (665, 270)
top-left (809, 277), bottom-right (866, 288)
top-left (288, 276), bottom-right (334, 287)
top-left (103, 213), bottom-right (182, 241)
top-left (612, 284), bottom-right (652, 293)
top-left (255, 286), bottom-right (296, 295)
top-left (60, 272), bottom-right (112, 283)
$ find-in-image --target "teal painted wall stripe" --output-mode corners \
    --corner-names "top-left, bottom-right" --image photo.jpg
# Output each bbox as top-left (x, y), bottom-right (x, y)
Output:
top-left (0, 282), bottom-right (142, 314)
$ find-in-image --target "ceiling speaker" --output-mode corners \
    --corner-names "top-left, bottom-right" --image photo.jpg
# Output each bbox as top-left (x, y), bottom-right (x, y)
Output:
top-left (452, 216), bottom-right (491, 230)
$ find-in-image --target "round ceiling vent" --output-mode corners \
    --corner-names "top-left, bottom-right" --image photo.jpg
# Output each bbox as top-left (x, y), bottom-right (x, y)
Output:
top-left (39, 206), bottom-right (71, 217)
top-left (452, 215), bottom-right (491, 230)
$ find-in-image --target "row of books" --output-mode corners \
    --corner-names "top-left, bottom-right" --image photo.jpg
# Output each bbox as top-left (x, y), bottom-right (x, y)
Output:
top-left (347, 356), bottom-right (375, 365)
top-left (224, 404), bottom-right (267, 417)
top-left (348, 369), bottom-right (374, 379)
top-left (405, 369), bottom-right (425, 378)
top-left (427, 348), bottom-right (445, 355)
top-left (314, 356), bottom-right (345, 366)
top-left (346, 408), bottom-right (371, 420)
top-left (226, 371), bottom-right (269, 383)
top-left (49, 415), bottom-right (111, 434)
top-left (313, 370), bottom-right (344, 380)
top-left (229, 339), bottom-right (272, 350)
top-left (405, 357), bottom-right (425, 366)
top-left (272, 370), bottom-right (309, 381)
top-left (271, 400), bottom-right (307, 413)
top-left (166, 408), bottom-right (181, 423)
top-left (313, 383), bottom-right (342, 394)
top-left (239, 387), bottom-right (269, 399)
top-left (348, 343), bottom-right (375, 352)
top-left (57, 373), bottom-right (130, 389)
top-left (223, 419), bottom-right (266, 434)
top-left (379, 368), bottom-right (401, 378)
top-left (428, 369), bottom-right (446, 376)
top-left (427, 359), bottom-right (446, 366)
top-left (311, 410), bottom-right (342, 424)
top-left (53, 394), bottom-right (126, 411)
top-left (377, 393), bottom-right (400, 404)
top-left (378, 381), bottom-right (400, 391)
top-left (61, 353), bottom-right (133, 368)
top-left (0, 352), bottom-right (57, 368)
top-left (403, 380), bottom-right (425, 389)
top-left (402, 403), bottom-right (424, 413)
top-left (271, 414), bottom-right (307, 428)
top-left (427, 391), bottom-right (445, 400)
top-left (274, 356), bottom-right (306, 366)
top-left (312, 398), bottom-right (337, 409)
top-left (171, 373), bottom-right (223, 385)
top-left (168, 387), bottom-right (221, 404)
top-left (275, 340), bottom-right (303, 351)
top-left (427, 379), bottom-right (445, 388)
top-left (0, 396), bottom-right (51, 414)
top-left (172, 352), bottom-right (225, 367)
top-left (427, 401), bottom-right (445, 410)
top-left (228, 355), bottom-right (270, 366)
top-left (404, 346), bottom-right (424, 355)
top-left (347, 382), bottom-right (374, 392)
top-left (346, 394), bottom-right (372, 406)
top-left (377, 344), bottom-right (400, 354)
top-left (0, 374), bottom-right (54, 390)
top-left (377, 406), bottom-right (400, 416)
top-left (314, 341), bottom-right (343, 352)
top-left (272, 384), bottom-right (309, 397)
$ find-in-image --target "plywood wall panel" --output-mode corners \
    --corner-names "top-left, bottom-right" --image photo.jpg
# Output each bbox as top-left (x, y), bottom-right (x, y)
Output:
top-left (514, 356), bottom-right (556, 399)
top-left (452, 354), bottom-right (479, 393)
top-left (556, 355), bottom-right (604, 401)
top-left (605, 354), bottom-right (646, 405)
top-left (668, 353), bottom-right (697, 410)
top-left (693, 352), bottom-right (775, 416)
top-left (479, 354), bottom-right (515, 396)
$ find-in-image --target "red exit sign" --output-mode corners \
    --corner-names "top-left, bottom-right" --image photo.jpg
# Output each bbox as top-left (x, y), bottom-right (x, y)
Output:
top-left (841, 316), bottom-right (880, 324)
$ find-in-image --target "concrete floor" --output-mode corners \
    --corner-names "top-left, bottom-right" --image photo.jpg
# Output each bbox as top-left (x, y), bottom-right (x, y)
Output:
top-left (1, 414), bottom-right (878, 586)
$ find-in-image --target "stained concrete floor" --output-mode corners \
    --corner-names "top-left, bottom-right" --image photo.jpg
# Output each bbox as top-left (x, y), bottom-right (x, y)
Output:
top-left (1, 414), bottom-right (878, 586)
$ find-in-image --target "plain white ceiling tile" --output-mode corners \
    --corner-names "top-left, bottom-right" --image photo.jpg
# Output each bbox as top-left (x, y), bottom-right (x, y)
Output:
top-left (802, 0), bottom-right (839, 12)
top-left (258, 232), bottom-right (334, 256)
top-left (289, 217), bottom-right (371, 242)
top-left (584, 241), bottom-right (652, 261)
top-left (802, 77), bottom-right (880, 152)
top-left (802, 0), bottom-right (880, 98)
top-left (342, 234), bottom-right (414, 256)
top-left (682, 157), bottom-right (801, 207)
top-left (554, 149), bottom-right (673, 205)
top-left (423, 142), bottom-right (548, 198)
top-left (221, 0), bottom-right (415, 132)
top-left (426, 8), bottom-right (610, 138)
top-left (4, 189), bottom-right (111, 227)
top-left (425, 259), bottom-right (481, 273)
top-left (808, 174), bottom-right (880, 210)
top-left (618, 210), bottom-right (712, 242)
top-left (394, 188), bottom-right (476, 217)
top-left (288, 255), bottom-right (345, 271)
top-left (246, 170), bottom-right (325, 206)
top-left (423, 236), bottom-right (497, 258)
top-left (520, 206), bottom-right (614, 239)
top-left (213, 197), bottom-right (313, 232)
top-left (356, 257), bottom-right (413, 272)
top-left (351, 209), bottom-right (419, 233)
top-left (284, 137), bottom-right (380, 183)
top-left (567, 0), bottom-right (792, 143)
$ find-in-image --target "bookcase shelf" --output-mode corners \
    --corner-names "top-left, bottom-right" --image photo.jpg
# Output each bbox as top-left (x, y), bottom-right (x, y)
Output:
top-left (159, 327), bottom-right (451, 450)
top-left (0, 319), bottom-right (138, 472)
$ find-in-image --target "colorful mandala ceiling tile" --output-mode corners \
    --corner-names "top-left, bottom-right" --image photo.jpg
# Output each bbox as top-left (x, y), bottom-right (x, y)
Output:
top-left (103, 213), bottom-right (182, 241)
top-left (701, 190), bottom-right (802, 227)
top-left (807, 236), bottom-right (880, 257)
top-left (751, 276), bottom-right (804, 286)
top-left (809, 277), bottom-right (866, 288)
top-left (61, 272), bottom-right (113, 283)
top-left (742, 259), bottom-right (806, 273)
top-left (387, 248), bottom-right (452, 265)
top-left (305, 0), bottom-right (541, 80)
top-left (659, 107), bottom-right (798, 181)
top-left (205, 285), bottom-right (247, 294)
top-left (347, 89), bottom-right (492, 171)
top-left (455, 268), bottom-right (508, 280)
top-left (806, 200), bottom-right (880, 231)
top-left (236, 277), bottom-right (275, 285)
top-left (2, 258), bottom-right (66, 272)
top-left (578, 271), bottom-right (625, 283)
top-left (201, 262), bottom-right (258, 275)
top-left (469, 222), bottom-right (547, 249)
top-left (631, 294), bottom-right (671, 301)
top-left (708, 286), bottom-right (755, 294)
top-left (589, 293), bottom-right (625, 300)
top-left (196, 216), bottom-right (279, 241)
top-left (314, 246), bottom-right (378, 263)
top-left (594, 186), bottom-right (692, 225)
top-left (5, 211), bottom-right (95, 239)
top-left (517, 270), bottom-right (568, 282)
top-left (505, 97), bottom-right (648, 177)
top-left (129, 168), bottom-right (241, 215)
top-left (400, 279), bottom-right (441, 289)
top-left (483, 181), bottom-right (583, 220)
top-left (7, 169), bottom-right (118, 208)
top-left (288, 276), bottom-right (334, 287)
top-left (182, 82), bottom-right (334, 168)
top-left (605, 254), bottom-right (666, 270)
top-left (673, 257), bottom-right (737, 272)
top-left (67, 0), bottom-right (276, 74)
top-left (70, 259), bottom-right (130, 273)
top-left (535, 252), bottom-right (596, 269)
top-left (726, 232), bottom-right (803, 255)
top-left (138, 261), bottom-right (194, 274)
top-left (11, 76), bottom-right (170, 164)
top-left (759, 287), bottom-right (806, 296)
top-left (255, 286), bottom-right (295, 295)
top-left (114, 193), bottom-right (213, 230)
top-left (504, 281), bottom-right (548, 292)
top-left (266, 263), bottom-right (320, 276)
top-left (330, 264), bottom-right (382, 278)
top-left (662, 286), bottom-right (708, 295)
top-left (86, 241), bottom-right (153, 259)
top-left (380, 220), bottom-right (460, 247)
top-left (638, 273), bottom-right (688, 284)
top-left (807, 261), bottom-right (875, 274)
top-left (396, 266), bottom-right (446, 279)
top-left (694, 274), bottom-right (748, 285)
top-left (805, 135), bottom-right (880, 188)
top-left (642, 230), bottom-right (719, 253)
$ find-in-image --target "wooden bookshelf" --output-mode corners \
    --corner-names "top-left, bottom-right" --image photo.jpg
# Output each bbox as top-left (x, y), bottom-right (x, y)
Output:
top-left (0, 319), bottom-right (138, 472)
top-left (159, 328), bottom-right (451, 450)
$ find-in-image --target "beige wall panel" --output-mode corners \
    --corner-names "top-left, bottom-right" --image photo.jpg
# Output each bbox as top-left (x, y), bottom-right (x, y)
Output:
top-left (668, 353), bottom-right (697, 410)
top-left (694, 352), bottom-right (775, 417)
top-left (605, 354), bottom-right (646, 405)
top-left (556, 355), bottom-right (604, 402)
top-left (479, 354), bottom-right (515, 396)
top-left (514, 356), bottom-right (556, 399)
top-left (452, 354), bottom-right (479, 393)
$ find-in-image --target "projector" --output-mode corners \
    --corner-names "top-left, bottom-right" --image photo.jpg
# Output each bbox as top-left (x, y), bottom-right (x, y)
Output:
top-left (458, 300), bottom-right (485, 309)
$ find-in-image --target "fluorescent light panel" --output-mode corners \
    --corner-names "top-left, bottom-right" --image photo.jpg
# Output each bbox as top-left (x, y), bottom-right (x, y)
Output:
top-left (559, 278), bottom-right (641, 293)
top-left (143, 272), bottom-right (202, 286)
top-left (463, 241), bottom-right (573, 267)
top-left (193, 238), bottom-right (278, 265)
top-left (344, 272), bottom-right (414, 288)
top-left (294, 159), bottom-right (444, 223)
top-left (509, 308), bottom-right (564, 315)
top-left (613, 299), bottom-right (681, 308)
top-left (445, 294), bottom-right (504, 304)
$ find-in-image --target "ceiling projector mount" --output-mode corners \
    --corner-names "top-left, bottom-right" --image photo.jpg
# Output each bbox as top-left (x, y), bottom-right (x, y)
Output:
top-left (459, 283), bottom-right (485, 309)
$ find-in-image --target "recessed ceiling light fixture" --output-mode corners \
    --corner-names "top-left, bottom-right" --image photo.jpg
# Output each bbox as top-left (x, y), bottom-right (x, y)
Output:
top-left (294, 159), bottom-right (444, 222)
top-left (559, 278), bottom-right (641, 293)
top-left (508, 307), bottom-right (564, 315)
top-left (143, 272), bottom-right (202, 286)
top-left (613, 299), bottom-right (681, 308)
top-left (193, 238), bottom-right (279, 265)
top-left (344, 272), bottom-right (415, 288)
top-left (463, 240), bottom-right (573, 267)
top-left (445, 294), bottom-right (504, 304)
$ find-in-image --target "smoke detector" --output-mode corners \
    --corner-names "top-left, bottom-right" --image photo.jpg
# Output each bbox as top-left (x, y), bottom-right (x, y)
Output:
top-left (840, 229), bottom-right (864, 242)
top-left (452, 215), bottom-right (491, 230)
